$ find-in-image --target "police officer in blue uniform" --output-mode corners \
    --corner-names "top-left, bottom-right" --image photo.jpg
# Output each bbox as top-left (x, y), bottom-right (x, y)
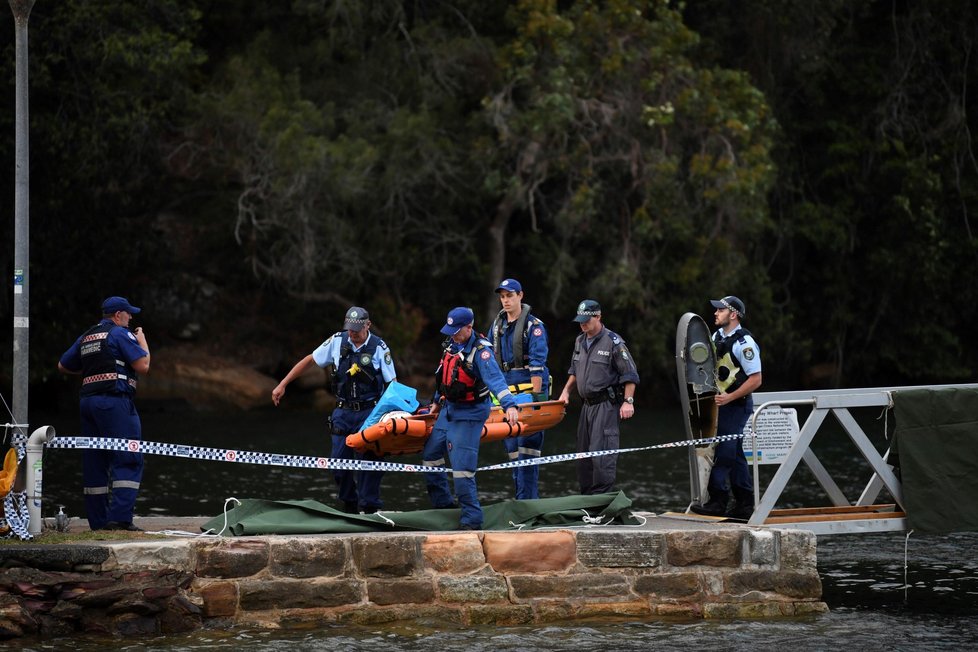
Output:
top-left (558, 300), bottom-right (640, 495)
top-left (691, 295), bottom-right (762, 520)
top-left (489, 278), bottom-right (550, 499)
top-left (422, 307), bottom-right (520, 530)
top-left (272, 306), bottom-right (397, 513)
top-left (59, 296), bottom-right (150, 531)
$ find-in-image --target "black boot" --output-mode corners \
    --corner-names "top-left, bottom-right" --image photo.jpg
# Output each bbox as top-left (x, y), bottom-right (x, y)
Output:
top-left (690, 494), bottom-right (728, 517)
top-left (726, 490), bottom-right (754, 520)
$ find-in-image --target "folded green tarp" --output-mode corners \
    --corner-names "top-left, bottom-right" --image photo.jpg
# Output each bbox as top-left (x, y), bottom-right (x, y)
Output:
top-left (201, 491), bottom-right (640, 536)
top-left (893, 387), bottom-right (978, 533)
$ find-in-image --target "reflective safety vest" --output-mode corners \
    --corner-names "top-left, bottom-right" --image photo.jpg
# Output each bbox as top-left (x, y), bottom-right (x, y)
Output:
top-left (714, 327), bottom-right (752, 394)
top-left (491, 303), bottom-right (534, 372)
top-left (437, 343), bottom-right (489, 403)
top-left (79, 322), bottom-right (138, 396)
top-left (333, 333), bottom-right (385, 402)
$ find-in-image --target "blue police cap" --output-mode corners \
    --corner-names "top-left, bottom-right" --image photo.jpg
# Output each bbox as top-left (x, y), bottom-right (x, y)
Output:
top-left (573, 299), bottom-right (601, 323)
top-left (710, 295), bottom-right (746, 317)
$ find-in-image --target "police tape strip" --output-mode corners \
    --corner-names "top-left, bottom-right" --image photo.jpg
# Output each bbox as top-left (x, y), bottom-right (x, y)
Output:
top-left (44, 437), bottom-right (434, 474)
top-left (43, 430), bottom-right (748, 474)
top-left (477, 432), bottom-right (748, 472)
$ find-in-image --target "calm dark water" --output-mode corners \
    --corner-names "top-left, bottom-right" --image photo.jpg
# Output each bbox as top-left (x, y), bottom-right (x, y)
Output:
top-left (19, 403), bottom-right (978, 650)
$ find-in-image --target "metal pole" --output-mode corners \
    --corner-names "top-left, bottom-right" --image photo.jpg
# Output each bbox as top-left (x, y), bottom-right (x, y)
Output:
top-left (9, 0), bottom-right (35, 437)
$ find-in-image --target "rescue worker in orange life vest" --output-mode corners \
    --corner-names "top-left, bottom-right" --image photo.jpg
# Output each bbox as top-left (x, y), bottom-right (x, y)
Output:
top-left (422, 307), bottom-right (520, 530)
top-left (58, 296), bottom-right (150, 532)
top-left (489, 278), bottom-right (550, 500)
top-left (690, 295), bottom-right (762, 520)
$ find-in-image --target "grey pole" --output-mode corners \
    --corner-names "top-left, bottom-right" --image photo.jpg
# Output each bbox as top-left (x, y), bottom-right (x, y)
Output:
top-left (9, 0), bottom-right (36, 436)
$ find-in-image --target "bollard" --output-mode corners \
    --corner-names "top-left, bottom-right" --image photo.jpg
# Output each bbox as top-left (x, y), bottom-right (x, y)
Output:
top-left (25, 425), bottom-right (56, 535)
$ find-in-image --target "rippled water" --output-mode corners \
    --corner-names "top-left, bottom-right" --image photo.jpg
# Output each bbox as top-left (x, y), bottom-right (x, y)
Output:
top-left (21, 404), bottom-right (978, 650)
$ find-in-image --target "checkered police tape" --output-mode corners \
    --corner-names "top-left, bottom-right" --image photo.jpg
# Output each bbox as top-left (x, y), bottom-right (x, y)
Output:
top-left (477, 431), bottom-right (748, 472)
top-left (44, 437), bottom-right (438, 474)
top-left (43, 431), bottom-right (746, 474)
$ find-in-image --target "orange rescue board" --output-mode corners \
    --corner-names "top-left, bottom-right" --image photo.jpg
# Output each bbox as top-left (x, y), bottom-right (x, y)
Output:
top-left (346, 400), bottom-right (566, 457)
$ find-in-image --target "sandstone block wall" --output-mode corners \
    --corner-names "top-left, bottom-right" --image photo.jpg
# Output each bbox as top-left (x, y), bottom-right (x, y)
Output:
top-left (0, 527), bottom-right (827, 639)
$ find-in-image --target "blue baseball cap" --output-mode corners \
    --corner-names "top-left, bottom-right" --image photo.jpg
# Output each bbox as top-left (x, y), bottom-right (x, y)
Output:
top-left (495, 278), bottom-right (523, 294)
top-left (440, 307), bottom-right (474, 336)
top-left (102, 296), bottom-right (141, 315)
top-left (710, 295), bottom-right (746, 317)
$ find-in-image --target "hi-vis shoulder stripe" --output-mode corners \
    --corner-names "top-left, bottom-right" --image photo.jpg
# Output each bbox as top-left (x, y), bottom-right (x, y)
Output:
top-left (43, 431), bottom-right (748, 474)
top-left (44, 437), bottom-right (441, 474)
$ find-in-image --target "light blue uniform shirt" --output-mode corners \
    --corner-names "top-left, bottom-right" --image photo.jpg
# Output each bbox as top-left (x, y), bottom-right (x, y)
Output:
top-left (311, 332), bottom-right (397, 382)
top-left (716, 327), bottom-right (762, 376)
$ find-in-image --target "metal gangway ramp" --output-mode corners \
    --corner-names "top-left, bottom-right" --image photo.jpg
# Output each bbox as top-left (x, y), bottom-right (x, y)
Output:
top-left (720, 383), bottom-right (978, 535)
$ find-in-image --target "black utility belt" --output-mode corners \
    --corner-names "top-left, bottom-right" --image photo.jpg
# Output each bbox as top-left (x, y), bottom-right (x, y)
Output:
top-left (582, 393), bottom-right (612, 406)
top-left (336, 399), bottom-right (378, 411)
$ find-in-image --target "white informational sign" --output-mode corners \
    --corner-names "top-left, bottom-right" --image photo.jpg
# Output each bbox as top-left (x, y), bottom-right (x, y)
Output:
top-left (743, 407), bottom-right (800, 465)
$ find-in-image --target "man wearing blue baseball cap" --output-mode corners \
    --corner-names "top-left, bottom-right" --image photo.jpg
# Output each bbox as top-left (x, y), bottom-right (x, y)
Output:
top-left (422, 306), bottom-right (520, 529)
top-left (488, 278), bottom-right (550, 499)
top-left (691, 295), bottom-right (762, 520)
top-left (58, 296), bottom-right (150, 531)
top-left (558, 299), bottom-right (640, 495)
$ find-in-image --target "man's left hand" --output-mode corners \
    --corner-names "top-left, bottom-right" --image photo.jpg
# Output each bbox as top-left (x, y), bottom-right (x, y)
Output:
top-left (620, 402), bottom-right (635, 420)
top-left (505, 406), bottom-right (520, 425)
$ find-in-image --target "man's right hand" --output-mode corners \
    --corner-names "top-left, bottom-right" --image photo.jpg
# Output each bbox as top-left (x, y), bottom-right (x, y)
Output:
top-left (558, 391), bottom-right (570, 405)
top-left (271, 384), bottom-right (286, 406)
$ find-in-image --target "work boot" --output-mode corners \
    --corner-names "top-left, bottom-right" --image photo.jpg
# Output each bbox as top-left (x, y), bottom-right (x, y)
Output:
top-left (726, 502), bottom-right (754, 521)
top-left (690, 497), bottom-right (727, 517)
top-left (342, 501), bottom-right (359, 514)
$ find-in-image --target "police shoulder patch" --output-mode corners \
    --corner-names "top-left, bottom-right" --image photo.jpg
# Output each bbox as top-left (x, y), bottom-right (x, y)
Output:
top-left (532, 327), bottom-right (543, 337)
top-left (480, 349), bottom-right (491, 361)
top-left (743, 347), bottom-right (755, 361)
top-left (384, 351), bottom-right (392, 365)
top-left (127, 331), bottom-right (137, 342)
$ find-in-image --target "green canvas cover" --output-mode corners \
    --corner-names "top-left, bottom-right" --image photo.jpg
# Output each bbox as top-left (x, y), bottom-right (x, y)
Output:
top-left (893, 387), bottom-right (978, 533)
top-left (201, 492), bottom-right (640, 536)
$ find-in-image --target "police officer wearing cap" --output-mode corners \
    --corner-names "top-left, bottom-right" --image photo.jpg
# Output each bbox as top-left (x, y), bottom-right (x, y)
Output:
top-left (558, 299), bottom-right (640, 495)
top-left (272, 306), bottom-right (396, 513)
top-left (691, 295), bottom-right (762, 520)
top-left (422, 307), bottom-right (519, 530)
top-left (58, 296), bottom-right (151, 531)
top-left (488, 278), bottom-right (550, 500)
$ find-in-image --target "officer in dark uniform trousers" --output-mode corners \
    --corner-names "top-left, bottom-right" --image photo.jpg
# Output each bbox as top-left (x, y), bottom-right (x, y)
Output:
top-left (489, 278), bottom-right (550, 499)
top-left (691, 295), bottom-right (762, 520)
top-left (422, 307), bottom-right (520, 530)
top-left (557, 299), bottom-right (640, 495)
top-left (58, 296), bottom-right (150, 531)
top-left (272, 307), bottom-right (397, 513)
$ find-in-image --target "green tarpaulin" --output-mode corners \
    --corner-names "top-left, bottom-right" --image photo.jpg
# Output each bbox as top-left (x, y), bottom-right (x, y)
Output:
top-left (201, 492), bottom-right (640, 536)
top-left (893, 387), bottom-right (978, 534)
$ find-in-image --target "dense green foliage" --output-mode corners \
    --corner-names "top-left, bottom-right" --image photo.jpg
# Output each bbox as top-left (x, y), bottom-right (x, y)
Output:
top-left (1, 0), bottom-right (976, 404)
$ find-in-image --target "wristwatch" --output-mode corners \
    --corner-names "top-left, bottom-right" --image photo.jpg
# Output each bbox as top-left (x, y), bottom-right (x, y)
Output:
top-left (624, 397), bottom-right (634, 404)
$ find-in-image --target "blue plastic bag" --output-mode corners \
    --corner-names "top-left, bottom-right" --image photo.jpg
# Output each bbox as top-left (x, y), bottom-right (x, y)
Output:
top-left (361, 381), bottom-right (421, 429)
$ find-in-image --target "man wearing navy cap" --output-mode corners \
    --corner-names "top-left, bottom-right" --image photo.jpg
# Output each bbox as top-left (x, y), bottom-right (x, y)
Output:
top-left (558, 300), bottom-right (640, 495)
top-left (423, 307), bottom-right (520, 529)
top-left (272, 306), bottom-right (397, 513)
top-left (691, 295), bottom-right (762, 520)
top-left (59, 296), bottom-right (151, 531)
top-left (488, 278), bottom-right (550, 499)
